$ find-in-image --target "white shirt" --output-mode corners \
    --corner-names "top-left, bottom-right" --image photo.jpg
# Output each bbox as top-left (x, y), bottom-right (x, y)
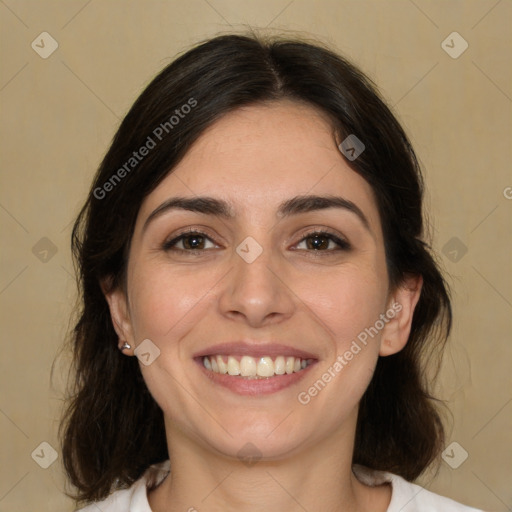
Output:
top-left (77, 460), bottom-right (485, 511)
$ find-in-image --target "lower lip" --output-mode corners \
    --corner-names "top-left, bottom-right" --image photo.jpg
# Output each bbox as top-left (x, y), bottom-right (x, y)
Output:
top-left (194, 358), bottom-right (317, 396)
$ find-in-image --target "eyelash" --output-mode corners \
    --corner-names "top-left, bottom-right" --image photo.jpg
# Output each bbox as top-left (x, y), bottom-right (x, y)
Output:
top-left (161, 228), bottom-right (351, 255)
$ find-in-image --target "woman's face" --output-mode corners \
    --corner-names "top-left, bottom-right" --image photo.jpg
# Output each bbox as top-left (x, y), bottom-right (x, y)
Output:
top-left (107, 100), bottom-right (417, 460)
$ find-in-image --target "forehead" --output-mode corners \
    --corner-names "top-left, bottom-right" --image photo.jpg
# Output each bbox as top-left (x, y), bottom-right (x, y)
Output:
top-left (137, 100), bottom-right (380, 230)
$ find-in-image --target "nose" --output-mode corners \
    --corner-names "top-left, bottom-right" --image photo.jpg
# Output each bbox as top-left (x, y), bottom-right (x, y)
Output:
top-left (217, 240), bottom-right (296, 328)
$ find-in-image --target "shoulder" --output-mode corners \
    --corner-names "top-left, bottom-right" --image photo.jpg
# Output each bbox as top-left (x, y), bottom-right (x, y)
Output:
top-left (353, 464), bottom-right (485, 512)
top-left (75, 461), bottom-right (170, 512)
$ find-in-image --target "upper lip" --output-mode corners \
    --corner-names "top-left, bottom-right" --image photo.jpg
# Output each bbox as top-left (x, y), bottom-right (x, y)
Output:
top-left (192, 342), bottom-right (318, 360)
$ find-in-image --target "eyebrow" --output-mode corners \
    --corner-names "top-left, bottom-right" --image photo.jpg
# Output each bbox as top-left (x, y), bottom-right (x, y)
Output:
top-left (142, 194), bottom-right (371, 233)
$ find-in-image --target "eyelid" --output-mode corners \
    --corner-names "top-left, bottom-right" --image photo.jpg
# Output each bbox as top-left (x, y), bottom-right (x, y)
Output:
top-left (291, 227), bottom-right (351, 251)
top-left (162, 227), bottom-right (220, 251)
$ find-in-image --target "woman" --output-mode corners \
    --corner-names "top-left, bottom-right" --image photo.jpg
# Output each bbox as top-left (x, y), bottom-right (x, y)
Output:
top-left (60, 33), bottom-right (485, 511)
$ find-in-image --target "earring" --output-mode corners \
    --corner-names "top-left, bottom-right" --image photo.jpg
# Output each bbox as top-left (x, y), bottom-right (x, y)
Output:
top-left (119, 341), bottom-right (131, 351)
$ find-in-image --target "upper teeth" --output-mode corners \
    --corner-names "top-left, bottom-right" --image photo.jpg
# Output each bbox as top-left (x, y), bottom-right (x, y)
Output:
top-left (202, 355), bottom-right (310, 378)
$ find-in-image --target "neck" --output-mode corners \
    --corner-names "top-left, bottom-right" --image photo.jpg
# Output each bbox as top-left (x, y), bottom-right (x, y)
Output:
top-left (148, 413), bottom-right (391, 512)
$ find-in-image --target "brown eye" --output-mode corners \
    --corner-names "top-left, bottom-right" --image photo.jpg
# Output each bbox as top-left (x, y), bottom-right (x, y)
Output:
top-left (295, 231), bottom-right (351, 252)
top-left (162, 231), bottom-right (217, 252)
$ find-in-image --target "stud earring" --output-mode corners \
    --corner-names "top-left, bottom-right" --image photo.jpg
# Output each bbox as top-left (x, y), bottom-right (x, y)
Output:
top-left (119, 341), bottom-right (131, 351)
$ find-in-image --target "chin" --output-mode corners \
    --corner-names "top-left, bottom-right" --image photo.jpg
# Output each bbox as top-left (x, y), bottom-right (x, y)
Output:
top-left (192, 414), bottom-right (314, 463)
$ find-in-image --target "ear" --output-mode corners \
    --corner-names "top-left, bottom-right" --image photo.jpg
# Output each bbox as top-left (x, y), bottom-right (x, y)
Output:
top-left (379, 274), bottom-right (423, 357)
top-left (101, 276), bottom-right (135, 356)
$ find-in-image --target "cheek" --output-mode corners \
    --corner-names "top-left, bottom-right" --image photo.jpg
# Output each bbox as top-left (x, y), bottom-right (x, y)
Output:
top-left (294, 267), bottom-right (385, 418)
top-left (127, 261), bottom-right (217, 342)
top-left (300, 262), bottom-right (388, 348)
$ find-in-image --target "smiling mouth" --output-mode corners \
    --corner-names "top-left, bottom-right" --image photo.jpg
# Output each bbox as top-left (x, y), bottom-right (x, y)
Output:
top-left (200, 354), bottom-right (315, 379)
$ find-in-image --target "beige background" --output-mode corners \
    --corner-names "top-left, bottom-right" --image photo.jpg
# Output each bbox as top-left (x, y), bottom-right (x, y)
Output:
top-left (1, 1), bottom-right (511, 510)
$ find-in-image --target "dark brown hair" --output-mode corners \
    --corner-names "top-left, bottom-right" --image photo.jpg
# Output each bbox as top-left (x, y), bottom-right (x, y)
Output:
top-left (59, 32), bottom-right (451, 504)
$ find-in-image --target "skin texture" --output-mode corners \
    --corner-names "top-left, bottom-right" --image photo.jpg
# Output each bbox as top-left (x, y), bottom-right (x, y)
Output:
top-left (104, 100), bottom-right (422, 512)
